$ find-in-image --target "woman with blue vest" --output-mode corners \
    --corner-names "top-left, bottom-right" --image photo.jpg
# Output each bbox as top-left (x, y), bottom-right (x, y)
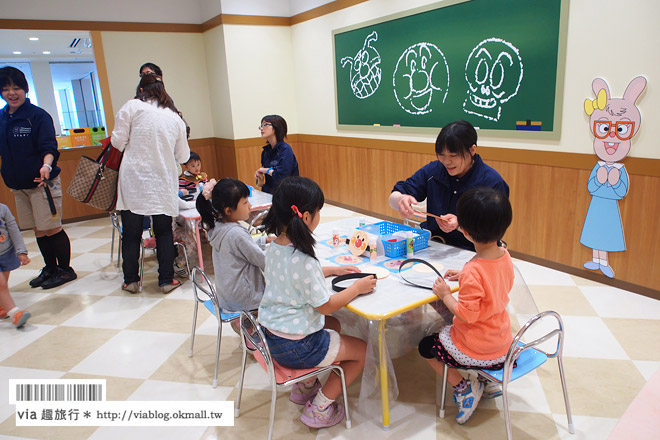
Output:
top-left (254, 114), bottom-right (299, 194)
top-left (389, 120), bottom-right (509, 251)
top-left (0, 66), bottom-right (77, 289)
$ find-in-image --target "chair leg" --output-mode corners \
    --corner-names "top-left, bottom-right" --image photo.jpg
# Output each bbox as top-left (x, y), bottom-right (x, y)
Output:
top-left (213, 319), bottom-right (222, 388)
top-left (235, 348), bottom-right (248, 418)
top-left (110, 227), bottom-right (115, 263)
top-left (175, 242), bottom-right (191, 277)
top-left (337, 368), bottom-right (352, 429)
top-left (503, 379), bottom-right (512, 440)
top-left (439, 363), bottom-right (448, 418)
top-left (138, 241), bottom-right (144, 292)
top-left (189, 301), bottom-right (199, 357)
top-left (117, 236), bottom-right (122, 271)
top-left (557, 356), bottom-right (575, 434)
top-left (268, 381), bottom-right (277, 440)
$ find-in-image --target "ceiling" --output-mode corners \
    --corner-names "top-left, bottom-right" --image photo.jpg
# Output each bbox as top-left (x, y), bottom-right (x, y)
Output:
top-left (0, 30), bottom-right (95, 63)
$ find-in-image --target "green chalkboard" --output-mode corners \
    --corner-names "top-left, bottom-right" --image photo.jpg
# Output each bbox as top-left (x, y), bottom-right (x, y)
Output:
top-left (333, 0), bottom-right (566, 133)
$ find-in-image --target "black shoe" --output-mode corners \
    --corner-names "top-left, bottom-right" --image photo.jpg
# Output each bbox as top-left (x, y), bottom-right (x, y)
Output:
top-left (29, 266), bottom-right (58, 288)
top-left (41, 268), bottom-right (78, 290)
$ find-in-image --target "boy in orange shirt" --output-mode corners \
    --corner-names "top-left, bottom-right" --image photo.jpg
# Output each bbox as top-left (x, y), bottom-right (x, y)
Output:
top-left (418, 187), bottom-right (514, 424)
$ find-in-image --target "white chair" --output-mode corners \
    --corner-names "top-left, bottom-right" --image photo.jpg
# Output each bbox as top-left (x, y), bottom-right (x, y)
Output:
top-left (439, 310), bottom-right (574, 439)
top-left (235, 311), bottom-right (352, 440)
top-left (189, 266), bottom-right (240, 388)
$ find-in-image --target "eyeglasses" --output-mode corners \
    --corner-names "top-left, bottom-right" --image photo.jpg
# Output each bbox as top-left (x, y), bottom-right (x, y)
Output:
top-left (593, 120), bottom-right (635, 141)
top-left (258, 123), bottom-right (272, 130)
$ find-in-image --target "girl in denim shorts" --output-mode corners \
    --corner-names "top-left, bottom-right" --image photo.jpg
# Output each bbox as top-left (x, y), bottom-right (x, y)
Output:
top-left (257, 176), bottom-right (376, 429)
top-left (0, 203), bottom-right (31, 328)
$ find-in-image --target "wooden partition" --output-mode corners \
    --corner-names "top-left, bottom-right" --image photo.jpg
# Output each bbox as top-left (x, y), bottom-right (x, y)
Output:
top-left (218, 134), bottom-right (660, 296)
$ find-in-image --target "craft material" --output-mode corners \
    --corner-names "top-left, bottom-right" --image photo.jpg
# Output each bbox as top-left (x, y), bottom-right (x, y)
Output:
top-left (383, 258), bottom-right (406, 270)
top-left (358, 217), bottom-right (366, 227)
top-left (332, 228), bottom-right (340, 249)
top-left (334, 254), bottom-right (363, 265)
top-left (360, 265), bottom-right (389, 280)
top-left (369, 235), bottom-right (378, 260)
top-left (398, 258), bottom-right (453, 323)
top-left (357, 221), bottom-right (430, 257)
top-left (348, 230), bottom-right (369, 256)
top-left (406, 231), bottom-right (414, 258)
top-left (411, 209), bottom-right (443, 220)
top-left (331, 272), bottom-right (377, 292)
top-left (412, 261), bottom-right (445, 274)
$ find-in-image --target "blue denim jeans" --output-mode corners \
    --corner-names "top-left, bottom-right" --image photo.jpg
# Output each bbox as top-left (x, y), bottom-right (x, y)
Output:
top-left (264, 328), bottom-right (330, 369)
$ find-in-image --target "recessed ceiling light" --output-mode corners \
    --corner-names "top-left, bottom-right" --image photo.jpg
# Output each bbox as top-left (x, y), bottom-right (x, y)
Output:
top-left (42, 51), bottom-right (51, 55)
top-left (29, 37), bottom-right (39, 41)
top-left (13, 51), bottom-right (22, 55)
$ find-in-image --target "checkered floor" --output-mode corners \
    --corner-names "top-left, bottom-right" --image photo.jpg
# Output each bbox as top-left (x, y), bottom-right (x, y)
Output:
top-left (1, 204), bottom-right (659, 439)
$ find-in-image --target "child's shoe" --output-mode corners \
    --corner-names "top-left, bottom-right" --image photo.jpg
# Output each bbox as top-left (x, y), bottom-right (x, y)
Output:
top-left (290, 379), bottom-right (322, 405)
top-left (482, 380), bottom-right (502, 399)
top-left (300, 400), bottom-right (345, 428)
top-left (453, 377), bottom-right (483, 424)
top-left (0, 307), bottom-right (8, 320)
top-left (13, 311), bottom-right (31, 329)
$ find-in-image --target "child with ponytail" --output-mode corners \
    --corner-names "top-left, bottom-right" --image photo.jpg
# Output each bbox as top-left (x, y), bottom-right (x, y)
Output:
top-left (258, 176), bottom-right (376, 429)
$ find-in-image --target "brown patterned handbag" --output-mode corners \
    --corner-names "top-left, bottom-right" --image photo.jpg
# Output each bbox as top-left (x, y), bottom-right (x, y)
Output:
top-left (66, 138), bottom-right (123, 212)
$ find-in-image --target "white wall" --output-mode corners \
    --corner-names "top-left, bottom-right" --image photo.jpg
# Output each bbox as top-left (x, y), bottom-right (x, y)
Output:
top-left (100, 31), bottom-right (214, 139)
top-left (286, 0), bottom-right (660, 159)
top-left (221, 25), bottom-right (298, 139)
top-left (203, 26), bottom-right (234, 139)
top-left (29, 60), bottom-right (63, 135)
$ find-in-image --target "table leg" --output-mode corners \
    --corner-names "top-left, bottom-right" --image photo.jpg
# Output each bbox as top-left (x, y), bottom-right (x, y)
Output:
top-left (378, 319), bottom-right (390, 430)
top-left (191, 218), bottom-right (204, 271)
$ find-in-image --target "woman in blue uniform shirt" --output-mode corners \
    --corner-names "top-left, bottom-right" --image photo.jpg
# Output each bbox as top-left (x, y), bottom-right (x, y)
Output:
top-left (389, 120), bottom-right (509, 251)
top-left (0, 66), bottom-right (76, 289)
top-left (254, 114), bottom-right (299, 194)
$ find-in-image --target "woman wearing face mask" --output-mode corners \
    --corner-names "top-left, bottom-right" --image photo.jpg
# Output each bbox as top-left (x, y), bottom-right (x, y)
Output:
top-left (389, 120), bottom-right (509, 251)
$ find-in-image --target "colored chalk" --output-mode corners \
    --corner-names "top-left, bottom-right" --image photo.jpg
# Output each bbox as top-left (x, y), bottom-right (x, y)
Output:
top-left (393, 124), bottom-right (400, 127)
top-left (373, 123), bottom-right (381, 126)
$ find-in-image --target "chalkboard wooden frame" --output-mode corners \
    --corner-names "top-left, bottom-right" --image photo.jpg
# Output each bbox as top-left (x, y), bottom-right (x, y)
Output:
top-left (332, 0), bottom-right (569, 139)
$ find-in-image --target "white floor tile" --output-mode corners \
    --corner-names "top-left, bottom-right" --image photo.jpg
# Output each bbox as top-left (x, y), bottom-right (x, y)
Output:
top-left (56, 270), bottom-right (123, 296)
top-left (128, 380), bottom-right (233, 401)
top-left (70, 330), bottom-right (188, 379)
top-left (5, 291), bottom-right (51, 309)
top-left (6, 269), bottom-right (40, 289)
top-left (632, 360), bottom-right (660, 381)
top-left (0, 366), bottom-right (64, 424)
top-left (63, 225), bottom-right (106, 239)
top-left (61, 296), bottom-right (161, 329)
top-left (69, 253), bottom-right (116, 272)
top-left (554, 414), bottom-right (617, 440)
top-left (513, 260), bottom-right (577, 286)
top-left (482, 371), bottom-right (552, 414)
top-left (560, 316), bottom-right (629, 360)
top-left (0, 324), bottom-right (56, 362)
top-left (580, 285), bottom-right (660, 319)
top-left (89, 426), bottom-right (206, 440)
top-left (236, 361), bottom-right (275, 391)
top-left (67, 238), bottom-right (111, 253)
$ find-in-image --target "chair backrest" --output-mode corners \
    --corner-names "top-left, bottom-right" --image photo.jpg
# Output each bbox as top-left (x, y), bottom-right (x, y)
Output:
top-left (191, 266), bottom-right (221, 316)
top-left (239, 311), bottom-right (274, 368)
top-left (511, 310), bottom-right (565, 360)
top-left (109, 211), bottom-right (120, 230)
top-left (248, 209), bottom-right (269, 234)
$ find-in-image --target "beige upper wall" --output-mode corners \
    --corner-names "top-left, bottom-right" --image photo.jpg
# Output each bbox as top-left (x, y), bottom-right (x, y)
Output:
top-left (203, 26), bottom-right (234, 139)
top-left (222, 25), bottom-right (299, 140)
top-left (285, 0), bottom-right (660, 158)
top-left (100, 31), bottom-right (214, 139)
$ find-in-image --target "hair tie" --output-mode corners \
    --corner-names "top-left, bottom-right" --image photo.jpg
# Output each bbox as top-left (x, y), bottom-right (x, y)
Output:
top-left (291, 205), bottom-right (303, 218)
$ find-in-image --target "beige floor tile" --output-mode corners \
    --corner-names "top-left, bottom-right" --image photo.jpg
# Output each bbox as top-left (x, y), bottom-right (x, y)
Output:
top-left (392, 349), bottom-right (438, 405)
top-left (12, 271), bottom-right (95, 294)
top-left (603, 318), bottom-right (660, 361)
top-left (0, 417), bottom-right (99, 440)
top-left (1, 326), bottom-right (119, 371)
top-left (537, 357), bottom-right (646, 419)
top-left (216, 388), bottom-right (316, 440)
top-left (570, 275), bottom-right (605, 287)
top-left (149, 334), bottom-right (246, 386)
top-left (27, 294), bottom-right (103, 325)
top-left (61, 372), bottom-right (145, 401)
top-left (434, 409), bottom-right (561, 440)
top-left (79, 227), bottom-right (115, 239)
top-left (528, 285), bottom-right (598, 317)
top-left (127, 298), bottom-right (201, 333)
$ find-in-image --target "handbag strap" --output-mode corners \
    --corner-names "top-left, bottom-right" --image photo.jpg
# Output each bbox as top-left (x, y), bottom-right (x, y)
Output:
top-left (95, 143), bottom-right (113, 167)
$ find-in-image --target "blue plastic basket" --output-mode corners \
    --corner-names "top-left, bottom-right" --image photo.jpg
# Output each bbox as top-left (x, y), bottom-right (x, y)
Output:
top-left (358, 221), bottom-right (430, 257)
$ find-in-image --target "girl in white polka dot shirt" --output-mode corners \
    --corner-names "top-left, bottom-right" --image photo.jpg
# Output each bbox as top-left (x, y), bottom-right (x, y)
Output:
top-left (258, 177), bottom-right (377, 429)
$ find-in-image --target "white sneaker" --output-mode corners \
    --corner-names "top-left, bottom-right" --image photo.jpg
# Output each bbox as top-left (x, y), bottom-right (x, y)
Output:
top-left (453, 377), bottom-right (483, 424)
top-left (482, 380), bottom-right (502, 399)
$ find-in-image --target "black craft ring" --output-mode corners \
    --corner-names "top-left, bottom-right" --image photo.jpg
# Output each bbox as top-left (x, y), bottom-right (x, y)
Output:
top-left (331, 272), bottom-right (376, 292)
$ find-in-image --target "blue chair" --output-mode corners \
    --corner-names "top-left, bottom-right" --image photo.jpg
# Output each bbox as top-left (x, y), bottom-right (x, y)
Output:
top-left (189, 266), bottom-right (240, 388)
top-left (439, 310), bottom-right (575, 439)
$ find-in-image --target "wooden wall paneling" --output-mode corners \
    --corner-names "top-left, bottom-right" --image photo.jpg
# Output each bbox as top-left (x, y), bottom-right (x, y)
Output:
top-left (235, 144), bottom-right (263, 187)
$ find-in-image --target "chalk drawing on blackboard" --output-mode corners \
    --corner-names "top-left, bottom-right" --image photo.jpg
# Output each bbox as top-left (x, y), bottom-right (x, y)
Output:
top-left (393, 42), bottom-right (450, 115)
top-left (463, 38), bottom-right (523, 122)
top-left (340, 31), bottom-right (382, 99)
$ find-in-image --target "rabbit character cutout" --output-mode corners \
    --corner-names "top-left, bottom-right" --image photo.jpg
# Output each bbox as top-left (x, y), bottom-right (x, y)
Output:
top-left (580, 76), bottom-right (646, 278)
